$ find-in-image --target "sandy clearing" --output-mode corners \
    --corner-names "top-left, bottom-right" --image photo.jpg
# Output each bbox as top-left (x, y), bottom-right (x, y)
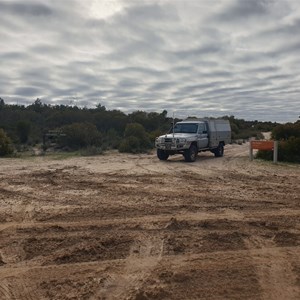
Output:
top-left (0, 143), bottom-right (300, 299)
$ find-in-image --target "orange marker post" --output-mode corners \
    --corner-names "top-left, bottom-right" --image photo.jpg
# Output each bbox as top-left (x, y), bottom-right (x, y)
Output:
top-left (250, 140), bottom-right (278, 163)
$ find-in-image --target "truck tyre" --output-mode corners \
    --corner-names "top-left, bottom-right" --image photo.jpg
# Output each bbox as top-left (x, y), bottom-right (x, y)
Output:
top-left (214, 143), bottom-right (224, 157)
top-left (184, 144), bottom-right (198, 162)
top-left (157, 149), bottom-right (169, 160)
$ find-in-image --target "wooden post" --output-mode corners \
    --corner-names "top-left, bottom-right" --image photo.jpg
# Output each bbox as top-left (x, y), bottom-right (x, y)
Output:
top-left (273, 141), bottom-right (278, 163)
top-left (249, 143), bottom-right (253, 161)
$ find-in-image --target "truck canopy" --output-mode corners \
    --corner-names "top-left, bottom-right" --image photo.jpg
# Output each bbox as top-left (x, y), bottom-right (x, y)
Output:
top-left (205, 119), bottom-right (231, 148)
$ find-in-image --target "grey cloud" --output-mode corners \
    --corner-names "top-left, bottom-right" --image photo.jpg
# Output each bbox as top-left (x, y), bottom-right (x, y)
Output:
top-left (217, 0), bottom-right (272, 22)
top-left (272, 41), bottom-right (300, 58)
top-left (29, 44), bottom-right (63, 56)
top-left (172, 44), bottom-right (223, 59)
top-left (233, 51), bottom-right (274, 64)
top-left (204, 71), bottom-right (233, 79)
top-left (124, 2), bottom-right (177, 22)
top-left (14, 86), bottom-right (43, 97)
top-left (171, 66), bottom-right (195, 74)
top-left (259, 17), bottom-right (300, 38)
top-left (117, 78), bottom-right (144, 89)
top-left (148, 81), bottom-right (175, 91)
top-left (93, 2), bottom-right (180, 64)
top-left (177, 82), bottom-right (222, 95)
top-left (264, 74), bottom-right (294, 81)
top-left (248, 66), bottom-right (280, 74)
top-left (85, 90), bottom-right (111, 99)
top-left (0, 1), bottom-right (52, 17)
top-left (0, 52), bottom-right (30, 60)
top-left (110, 67), bottom-right (166, 78)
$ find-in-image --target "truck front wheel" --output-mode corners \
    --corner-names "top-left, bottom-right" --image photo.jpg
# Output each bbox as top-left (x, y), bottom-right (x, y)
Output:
top-left (157, 149), bottom-right (169, 160)
top-left (184, 144), bottom-right (198, 162)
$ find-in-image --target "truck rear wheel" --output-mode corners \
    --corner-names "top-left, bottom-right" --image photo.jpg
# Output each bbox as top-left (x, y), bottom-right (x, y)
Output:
top-left (184, 144), bottom-right (198, 162)
top-left (157, 149), bottom-right (169, 160)
top-left (214, 143), bottom-right (224, 157)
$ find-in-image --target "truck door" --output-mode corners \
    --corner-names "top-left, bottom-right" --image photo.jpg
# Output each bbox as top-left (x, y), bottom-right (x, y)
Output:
top-left (197, 123), bottom-right (209, 149)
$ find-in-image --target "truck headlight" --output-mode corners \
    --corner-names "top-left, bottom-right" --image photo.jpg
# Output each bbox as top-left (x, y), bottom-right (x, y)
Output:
top-left (177, 138), bottom-right (186, 143)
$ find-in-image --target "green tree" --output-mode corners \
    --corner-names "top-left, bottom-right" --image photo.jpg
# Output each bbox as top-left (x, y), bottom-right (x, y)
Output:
top-left (28, 98), bottom-right (44, 113)
top-left (17, 121), bottom-right (31, 143)
top-left (0, 98), bottom-right (5, 110)
top-left (119, 123), bottom-right (152, 153)
top-left (272, 122), bottom-right (300, 140)
top-left (95, 103), bottom-right (106, 111)
top-left (0, 128), bottom-right (14, 156)
top-left (104, 129), bottom-right (121, 149)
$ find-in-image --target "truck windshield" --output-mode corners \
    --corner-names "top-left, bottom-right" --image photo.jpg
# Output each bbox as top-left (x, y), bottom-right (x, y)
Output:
top-left (172, 123), bottom-right (198, 134)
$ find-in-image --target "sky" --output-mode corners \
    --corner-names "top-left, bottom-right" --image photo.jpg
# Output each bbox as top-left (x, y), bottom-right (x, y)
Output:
top-left (1, 0), bottom-right (300, 123)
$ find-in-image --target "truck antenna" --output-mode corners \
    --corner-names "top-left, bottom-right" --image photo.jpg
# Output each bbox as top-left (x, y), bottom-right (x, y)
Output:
top-left (173, 112), bottom-right (175, 138)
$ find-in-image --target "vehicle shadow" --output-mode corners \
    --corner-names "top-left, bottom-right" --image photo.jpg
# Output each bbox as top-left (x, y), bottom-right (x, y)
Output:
top-left (166, 154), bottom-right (219, 164)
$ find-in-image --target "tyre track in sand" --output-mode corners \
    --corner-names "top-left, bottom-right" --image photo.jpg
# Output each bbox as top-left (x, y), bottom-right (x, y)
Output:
top-left (95, 234), bottom-right (164, 299)
top-left (244, 236), bottom-right (300, 300)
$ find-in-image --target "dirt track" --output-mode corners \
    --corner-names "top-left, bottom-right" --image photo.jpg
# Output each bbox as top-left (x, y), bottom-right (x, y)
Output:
top-left (1, 143), bottom-right (300, 299)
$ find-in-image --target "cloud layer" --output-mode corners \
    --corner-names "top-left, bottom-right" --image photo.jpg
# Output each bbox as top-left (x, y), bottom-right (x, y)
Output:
top-left (1, 0), bottom-right (300, 122)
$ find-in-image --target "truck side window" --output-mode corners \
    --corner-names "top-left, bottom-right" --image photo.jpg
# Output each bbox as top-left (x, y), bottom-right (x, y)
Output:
top-left (198, 124), bottom-right (204, 133)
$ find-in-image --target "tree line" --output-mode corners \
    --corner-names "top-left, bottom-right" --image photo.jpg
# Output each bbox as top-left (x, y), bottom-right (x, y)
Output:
top-left (0, 97), bottom-right (280, 157)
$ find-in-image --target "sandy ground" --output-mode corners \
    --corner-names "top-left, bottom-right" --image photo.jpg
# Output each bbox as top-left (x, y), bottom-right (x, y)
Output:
top-left (0, 142), bottom-right (300, 300)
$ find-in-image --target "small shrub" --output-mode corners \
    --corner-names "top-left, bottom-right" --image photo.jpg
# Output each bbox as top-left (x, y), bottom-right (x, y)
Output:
top-left (280, 137), bottom-right (300, 163)
top-left (119, 136), bottom-right (141, 153)
top-left (256, 149), bottom-right (273, 161)
top-left (59, 122), bottom-right (102, 150)
top-left (80, 146), bottom-right (104, 156)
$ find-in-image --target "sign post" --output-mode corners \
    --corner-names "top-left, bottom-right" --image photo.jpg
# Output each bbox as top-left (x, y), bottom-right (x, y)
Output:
top-left (273, 141), bottom-right (278, 163)
top-left (250, 140), bottom-right (278, 163)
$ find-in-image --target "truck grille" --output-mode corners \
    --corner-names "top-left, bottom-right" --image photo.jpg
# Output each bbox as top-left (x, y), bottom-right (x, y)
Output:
top-left (164, 138), bottom-right (173, 143)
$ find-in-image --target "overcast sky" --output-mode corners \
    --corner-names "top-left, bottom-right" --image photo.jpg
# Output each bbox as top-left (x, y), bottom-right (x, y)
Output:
top-left (1, 0), bottom-right (300, 122)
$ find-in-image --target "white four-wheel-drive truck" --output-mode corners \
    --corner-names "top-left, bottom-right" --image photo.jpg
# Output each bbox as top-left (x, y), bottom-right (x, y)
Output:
top-left (155, 119), bottom-right (231, 162)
